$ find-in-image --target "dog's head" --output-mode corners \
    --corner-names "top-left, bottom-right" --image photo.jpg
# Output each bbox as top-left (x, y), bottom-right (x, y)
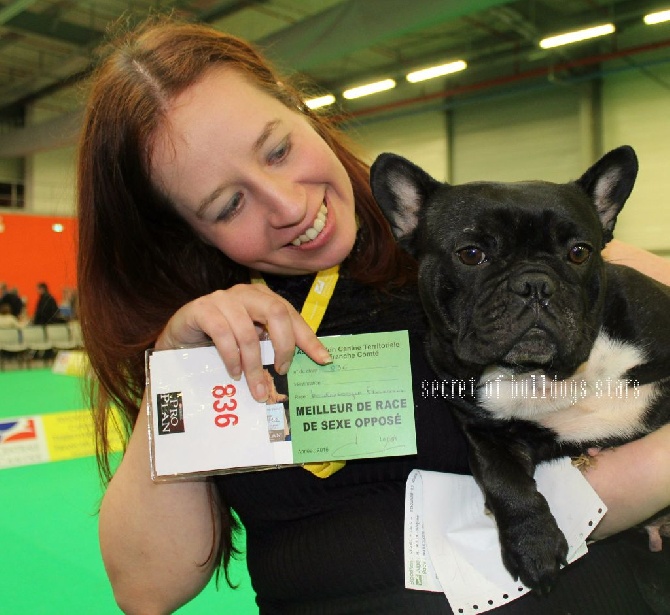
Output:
top-left (370, 146), bottom-right (638, 380)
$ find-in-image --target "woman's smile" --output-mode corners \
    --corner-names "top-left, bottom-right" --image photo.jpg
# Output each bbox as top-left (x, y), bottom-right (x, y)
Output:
top-left (289, 201), bottom-right (328, 247)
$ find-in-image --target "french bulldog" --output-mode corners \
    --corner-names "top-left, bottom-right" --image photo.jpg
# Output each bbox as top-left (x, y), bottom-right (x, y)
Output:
top-left (370, 146), bottom-right (670, 593)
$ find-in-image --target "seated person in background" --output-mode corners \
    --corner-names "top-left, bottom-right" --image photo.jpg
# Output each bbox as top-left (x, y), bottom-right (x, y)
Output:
top-left (0, 283), bottom-right (24, 318)
top-left (58, 287), bottom-right (78, 321)
top-left (0, 303), bottom-right (22, 328)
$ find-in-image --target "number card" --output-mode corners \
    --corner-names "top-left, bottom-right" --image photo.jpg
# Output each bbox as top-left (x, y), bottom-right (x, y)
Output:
top-left (147, 342), bottom-right (294, 479)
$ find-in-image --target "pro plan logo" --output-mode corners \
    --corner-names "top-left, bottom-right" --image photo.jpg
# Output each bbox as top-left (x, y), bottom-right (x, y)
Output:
top-left (157, 392), bottom-right (185, 435)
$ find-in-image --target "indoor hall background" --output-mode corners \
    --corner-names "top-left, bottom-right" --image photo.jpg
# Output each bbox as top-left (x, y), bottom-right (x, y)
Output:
top-left (2, 1), bottom-right (670, 613)
top-left (2, 1), bottom-right (669, 256)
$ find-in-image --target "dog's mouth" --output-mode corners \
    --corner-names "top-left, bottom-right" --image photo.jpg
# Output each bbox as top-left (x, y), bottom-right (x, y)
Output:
top-left (501, 327), bottom-right (557, 368)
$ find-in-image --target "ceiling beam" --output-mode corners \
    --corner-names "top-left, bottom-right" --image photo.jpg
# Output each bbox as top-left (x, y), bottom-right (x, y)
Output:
top-left (198, 0), bottom-right (271, 23)
top-left (0, 0), bottom-right (38, 23)
top-left (257, 0), bottom-right (518, 70)
top-left (3, 6), bottom-right (101, 47)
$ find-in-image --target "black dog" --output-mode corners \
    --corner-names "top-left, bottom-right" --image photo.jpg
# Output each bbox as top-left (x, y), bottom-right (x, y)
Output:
top-left (370, 146), bottom-right (670, 593)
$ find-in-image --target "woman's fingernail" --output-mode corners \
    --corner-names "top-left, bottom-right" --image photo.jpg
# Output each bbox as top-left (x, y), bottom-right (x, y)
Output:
top-left (277, 361), bottom-right (291, 375)
top-left (255, 383), bottom-right (268, 401)
top-left (318, 349), bottom-right (332, 364)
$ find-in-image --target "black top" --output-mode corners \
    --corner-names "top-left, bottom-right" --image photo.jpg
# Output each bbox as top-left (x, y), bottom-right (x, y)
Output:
top-left (216, 273), bottom-right (668, 615)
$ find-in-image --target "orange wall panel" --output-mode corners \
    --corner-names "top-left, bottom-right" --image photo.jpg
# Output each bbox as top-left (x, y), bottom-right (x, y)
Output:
top-left (0, 213), bottom-right (77, 318)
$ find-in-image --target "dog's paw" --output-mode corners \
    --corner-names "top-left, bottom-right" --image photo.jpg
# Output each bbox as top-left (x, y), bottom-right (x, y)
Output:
top-left (500, 516), bottom-right (569, 594)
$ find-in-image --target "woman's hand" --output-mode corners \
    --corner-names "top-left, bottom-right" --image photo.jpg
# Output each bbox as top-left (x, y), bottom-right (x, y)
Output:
top-left (155, 284), bottom-right (331, 401)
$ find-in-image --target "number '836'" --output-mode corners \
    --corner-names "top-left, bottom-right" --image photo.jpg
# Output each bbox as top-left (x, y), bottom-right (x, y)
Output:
top-left (212, 384), bottom-right (238, 428)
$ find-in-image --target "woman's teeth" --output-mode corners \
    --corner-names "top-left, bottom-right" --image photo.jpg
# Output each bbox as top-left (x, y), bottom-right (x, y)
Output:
top-left (291, 203), bottom-right (327, 246)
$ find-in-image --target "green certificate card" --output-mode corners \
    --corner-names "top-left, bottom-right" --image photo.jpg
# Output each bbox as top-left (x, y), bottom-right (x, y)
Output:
top-left (288, 330), bottom-right (416, 463)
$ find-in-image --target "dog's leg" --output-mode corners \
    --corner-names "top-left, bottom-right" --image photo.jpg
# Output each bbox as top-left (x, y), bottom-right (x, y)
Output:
top-left (464, 426), bottom-right (569, 594)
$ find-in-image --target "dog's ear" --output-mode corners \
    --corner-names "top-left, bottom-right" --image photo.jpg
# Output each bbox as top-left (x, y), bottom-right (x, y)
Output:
top-left (575, 145), bottom-right (638, 243)
top-left (370, 153), bottom-right (441, 254)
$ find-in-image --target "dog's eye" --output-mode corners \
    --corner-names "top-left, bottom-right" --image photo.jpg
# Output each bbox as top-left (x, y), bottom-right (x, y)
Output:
top-left (457, 247), bottom-right (487, 266)
top-left (568, 243), bottom-right (592, 264)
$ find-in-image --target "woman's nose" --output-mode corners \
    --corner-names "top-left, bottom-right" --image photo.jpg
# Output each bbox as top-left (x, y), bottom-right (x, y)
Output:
top-left (261, 179), bottom-right (307, 228)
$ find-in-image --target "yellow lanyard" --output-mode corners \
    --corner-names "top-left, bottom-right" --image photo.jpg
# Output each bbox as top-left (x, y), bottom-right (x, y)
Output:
top-left (251, 265), bottom-right (346, 478)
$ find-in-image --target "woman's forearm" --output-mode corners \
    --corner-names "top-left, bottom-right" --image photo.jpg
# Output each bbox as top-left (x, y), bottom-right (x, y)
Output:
top-left (604, 239), bottom-right (670, 286)
top-left (583, 423), bottom-right (670, 539)
top-left (99, 396), bottom-right (219, 614)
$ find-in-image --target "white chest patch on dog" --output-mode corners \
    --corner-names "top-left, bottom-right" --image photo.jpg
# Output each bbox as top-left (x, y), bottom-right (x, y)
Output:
top-left (477, 331), bottom-right (658, 443)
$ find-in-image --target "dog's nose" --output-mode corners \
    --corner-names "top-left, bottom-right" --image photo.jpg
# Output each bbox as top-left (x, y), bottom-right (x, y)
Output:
top-left (509, 272), bottom-right (556, 303)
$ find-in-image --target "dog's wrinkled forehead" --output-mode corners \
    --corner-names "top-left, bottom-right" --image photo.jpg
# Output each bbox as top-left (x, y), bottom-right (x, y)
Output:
top-left (426, 180), bottom-right (600, 238)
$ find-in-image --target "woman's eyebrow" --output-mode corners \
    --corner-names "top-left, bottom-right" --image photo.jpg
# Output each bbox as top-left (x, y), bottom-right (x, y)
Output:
top-left (196, 185), bottom-right (225, 219)
top-left (253, 119), bottom-right (280, 153)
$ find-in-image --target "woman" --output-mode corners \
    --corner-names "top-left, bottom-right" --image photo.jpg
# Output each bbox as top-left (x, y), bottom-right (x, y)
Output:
top-left (78, 16), bottom-right (670, 614)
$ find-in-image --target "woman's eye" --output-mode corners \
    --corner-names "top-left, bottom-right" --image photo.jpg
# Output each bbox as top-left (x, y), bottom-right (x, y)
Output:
top-left (217, 192), bottom-right (243, 222)
top-left (267, 138), bottom-right (291, 165)
top-left (457, 246), bottom-right (487, 266)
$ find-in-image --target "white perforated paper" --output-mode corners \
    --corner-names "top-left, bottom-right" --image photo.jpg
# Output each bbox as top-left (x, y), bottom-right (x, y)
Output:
top-left (404, 457), bottom-right (607, 613)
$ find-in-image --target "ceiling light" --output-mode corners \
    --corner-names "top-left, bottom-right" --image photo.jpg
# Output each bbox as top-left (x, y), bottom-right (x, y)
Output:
top-left (539, 23), bottom-right (615, 49)
top-left (342, 79), bottom-right (396, 100)
top-left (305, 94), bottom-right (336, 109)
top-left (644, 9), bottom-right (670, 25)
top-left (406, 60), bottom-right (467, 83)
top-left (52, 223), bottom-right (64, 232)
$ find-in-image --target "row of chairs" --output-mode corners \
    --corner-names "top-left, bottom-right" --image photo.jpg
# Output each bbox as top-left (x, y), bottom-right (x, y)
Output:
top-left (0, 321), bottom-right (83, 369)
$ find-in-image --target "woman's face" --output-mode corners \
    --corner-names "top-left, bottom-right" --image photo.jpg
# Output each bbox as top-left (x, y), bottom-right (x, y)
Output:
top-left (151, 67), bottom-right (357, 275)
